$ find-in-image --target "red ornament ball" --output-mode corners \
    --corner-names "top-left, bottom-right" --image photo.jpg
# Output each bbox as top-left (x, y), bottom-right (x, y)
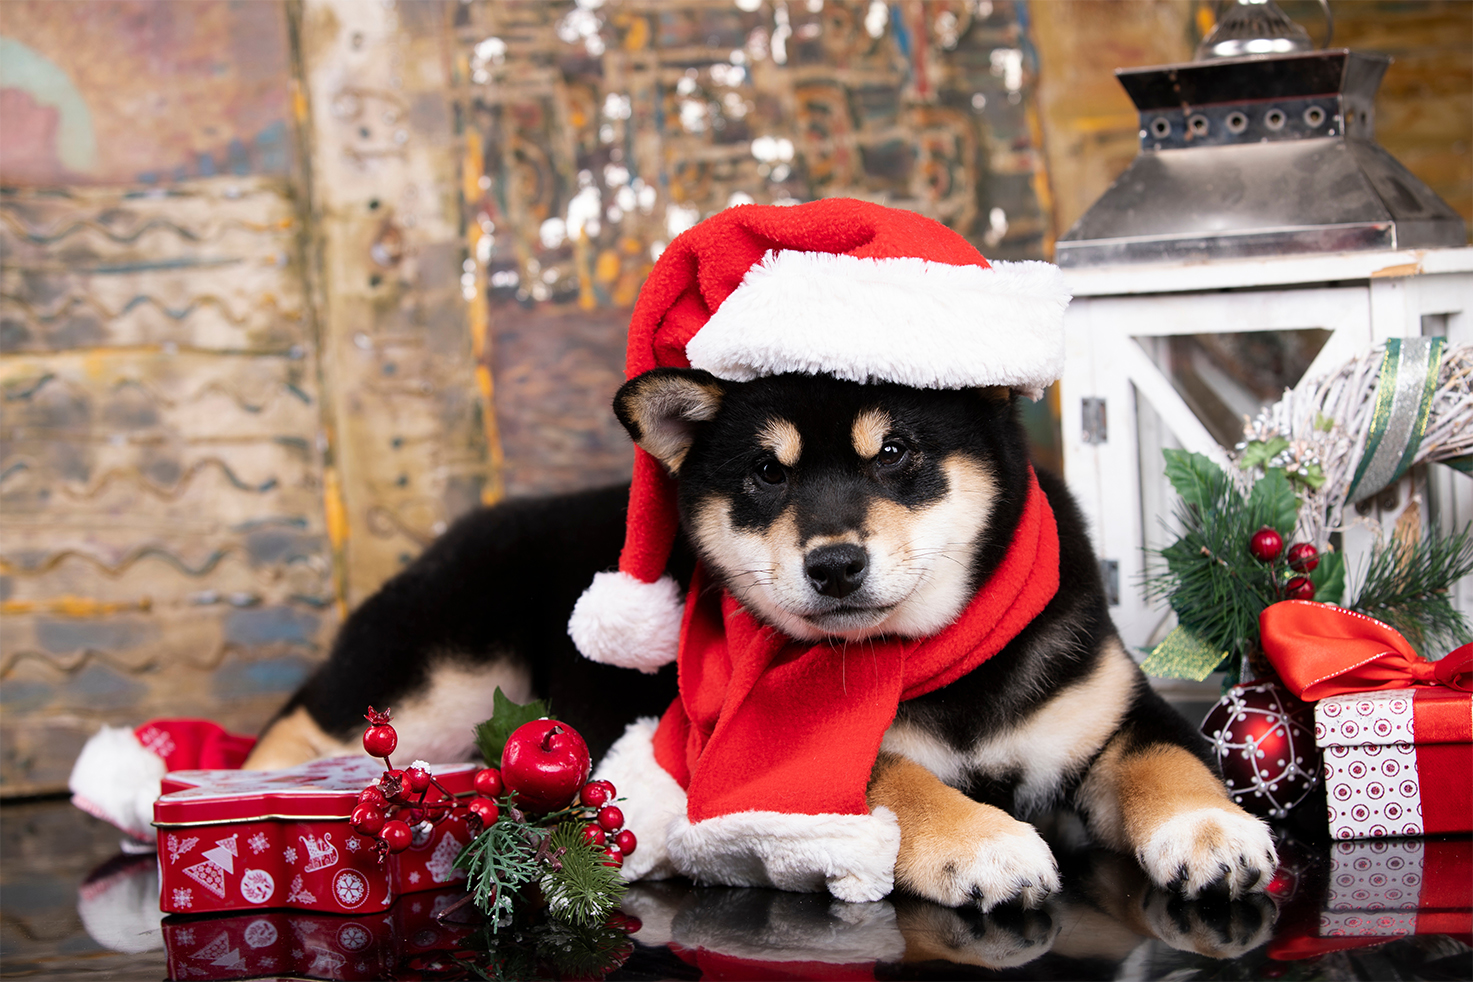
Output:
top-left (363, 723), bottom-right (397, 759)
top-left (1201, 681), bottom-right (1320, 819)
top-left (603, 846), bottom-right (624, 868)
top-left (467, 797), bottom-right (499, 827)
top-left (1285, 576), bottom-right (1315, 601)
top-left (580, 779), bottom-right (616, 808)
top-left (1249, 526), bottom-right (1283, 562)
top-left (614, 828), bottom-right (637, 856)
top-left (582, 823), bottom-right (606, 848)
top-left (404, 765), bottom-right (431, 794)
top-left (597, 805), bottom-right (625, 833)
top-left (350, 802), bottom-right (385, 836)
top-left (380, 819), bottom-right (412, 853)
top-left (1286, 542), bottom-right (1319, 573)
top-left (473, 767), bottom-right (503, 799)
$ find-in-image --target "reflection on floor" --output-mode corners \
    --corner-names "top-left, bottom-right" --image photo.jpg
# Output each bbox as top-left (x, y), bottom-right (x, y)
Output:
top-left (3, 795), bottom-right (1468, 981)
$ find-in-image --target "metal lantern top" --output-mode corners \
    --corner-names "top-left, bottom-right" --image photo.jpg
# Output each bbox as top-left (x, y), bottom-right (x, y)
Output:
top-left (1056, 3), bottom-right (1467, 267)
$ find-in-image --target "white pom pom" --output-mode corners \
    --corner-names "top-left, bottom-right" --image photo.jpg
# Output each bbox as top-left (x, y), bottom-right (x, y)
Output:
top-left (568, 571), bottom-right (684, 673)
top-left (68, 726), bottom-right (167, 842)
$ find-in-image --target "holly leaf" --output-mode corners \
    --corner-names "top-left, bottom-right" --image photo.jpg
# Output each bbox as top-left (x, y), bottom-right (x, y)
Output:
top-left (1163, 449), bottom-right (1230, 512)
top-left (1248, 467), bottom-right (1299, 537)
top-left (474, 687), bottom-right (555, 769)
top-left (1308, 550), bottom-right (1345, 605)
top-left (1238, 437), bottom-right (1289, 472)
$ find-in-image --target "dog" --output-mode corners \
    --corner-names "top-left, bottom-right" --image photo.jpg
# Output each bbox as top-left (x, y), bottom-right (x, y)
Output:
top-left (247, 366), bottom-right (1277, 912)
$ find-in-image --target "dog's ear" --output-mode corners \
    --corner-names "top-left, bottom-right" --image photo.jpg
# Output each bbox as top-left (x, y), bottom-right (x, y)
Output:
top-left (614, 368), bottom-right (726, 475)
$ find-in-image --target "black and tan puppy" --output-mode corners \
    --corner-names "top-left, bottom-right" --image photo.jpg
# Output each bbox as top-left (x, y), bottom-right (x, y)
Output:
top-left (251, 367), bottom-right (1275, 911)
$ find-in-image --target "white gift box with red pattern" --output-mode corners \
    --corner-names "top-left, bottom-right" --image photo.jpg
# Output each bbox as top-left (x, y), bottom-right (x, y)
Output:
top-left (1315, 687), bottom-right (1471, 840)
top-left (154, 758), bottom-right (477, 915)
top-left (1320, 837), bottom-right (1471, 940)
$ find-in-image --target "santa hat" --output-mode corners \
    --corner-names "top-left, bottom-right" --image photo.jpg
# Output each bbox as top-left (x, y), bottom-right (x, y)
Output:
top-left (568, 198), bottom-right (1069, 672)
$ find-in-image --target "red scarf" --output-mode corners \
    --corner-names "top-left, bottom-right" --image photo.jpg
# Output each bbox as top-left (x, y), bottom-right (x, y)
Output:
top-left (652, 470), bottom-right (1060, 822)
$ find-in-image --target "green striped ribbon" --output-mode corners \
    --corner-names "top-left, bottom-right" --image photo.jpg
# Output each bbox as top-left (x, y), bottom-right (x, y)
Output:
top-left (1345, 337), bottom-right (1446, 503)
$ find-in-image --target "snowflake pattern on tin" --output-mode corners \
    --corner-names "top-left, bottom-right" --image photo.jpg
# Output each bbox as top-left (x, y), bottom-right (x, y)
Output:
top-left (167, 834), bottom-right (199, 865)
top-left (333, 869), bottom-right (369, 908)
top-left (172, 887), bottom-right (193, 909)
top-left (248, 832), bottom-right (270, 855)
top-left (345, 835), bottom-right (361, 853)
top-left (175, 927), bottom-right (195, 946)
top-left (283, 846), bottom-right (298, 866)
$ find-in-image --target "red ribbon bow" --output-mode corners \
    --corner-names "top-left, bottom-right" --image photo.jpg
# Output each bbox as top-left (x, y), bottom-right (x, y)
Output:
top-left (1259, 600), bottom-right (1473, 702)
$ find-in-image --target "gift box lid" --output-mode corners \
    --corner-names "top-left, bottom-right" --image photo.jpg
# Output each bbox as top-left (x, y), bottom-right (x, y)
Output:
top-left (154, 757), bottom-right (478, 826)
top-left (1316, 687), bottom-right (1472, 750)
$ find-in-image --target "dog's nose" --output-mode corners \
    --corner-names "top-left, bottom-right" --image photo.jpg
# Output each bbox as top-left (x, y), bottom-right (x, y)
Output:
top-left (804, 543), bottom-right (868, 599)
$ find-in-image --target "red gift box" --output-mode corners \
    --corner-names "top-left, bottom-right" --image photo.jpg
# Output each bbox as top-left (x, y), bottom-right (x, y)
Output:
top-left (161, 886), bottom-right (478, 980)
top-left (154, 758), bottom-right (478, 915)
top-left (1316, 688), bottom-right (1472, 839)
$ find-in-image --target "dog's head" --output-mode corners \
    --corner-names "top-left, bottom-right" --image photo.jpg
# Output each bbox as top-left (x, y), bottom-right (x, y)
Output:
top-left (615, 369), bottom-right (1033, 642)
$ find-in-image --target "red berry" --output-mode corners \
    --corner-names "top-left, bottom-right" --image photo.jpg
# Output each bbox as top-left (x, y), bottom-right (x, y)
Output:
top-left (381, 768), bottom-right (410, 803)
top-left (468, 797), bottom-right (499, 827)
top-left (363, 724), bottom-right (398, 759)
top-left (358, 785), bottom-right (388, 808)
top-left (597, 805), bottom-right (624, 833)
top-left (350, 802), bottom-right (385, 835)
top-left (501, 719), bottom-right (591, 812)
top-left (404, 765), bottom-right (431, 794)
top-left (1287, 542), bottom-right (1320, 573)
top-left (473, 767), bottom-right (503, 799)
top-left (582, 823), bottom-right (606, 848)
top-left (1249, 527), bottom-right (1283, 563)
top-left (380, 819), bottom-right (412, 853)
top-left (579, 780), bottom-right (616, 808)
top-left (614, 829), bottom-right (637, 856)
top-left (1286, 576), bottom-right (1315, 601)
top-left (603, 846), bottom-right (624, 868)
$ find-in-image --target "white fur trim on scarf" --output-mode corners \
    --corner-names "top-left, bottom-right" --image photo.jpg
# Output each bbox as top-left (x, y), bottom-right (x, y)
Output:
top-left (69, 725), bottom-right (167, 843)
top-left (593, 717), bottom-right (686, 882)
top-left (667, 805), bottom-right (902, 903)
top-left (568, 570), bottom-right (683, 673)
top-left (686, 251), bottom-right (1070, 400)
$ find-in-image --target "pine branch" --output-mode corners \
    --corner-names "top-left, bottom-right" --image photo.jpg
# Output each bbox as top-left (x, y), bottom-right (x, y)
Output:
top-left (538, 821), bottom-right (627, 929)
top-left (1347, 523), bottom-right (1473, 657)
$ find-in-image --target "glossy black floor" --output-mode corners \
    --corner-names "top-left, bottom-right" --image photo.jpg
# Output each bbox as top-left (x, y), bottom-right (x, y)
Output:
top-left (2, 792), bottom-right (1469, 981)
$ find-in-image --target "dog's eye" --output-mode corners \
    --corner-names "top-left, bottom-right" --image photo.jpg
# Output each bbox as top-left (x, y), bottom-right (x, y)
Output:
top-left (755, 459), bottom-right (787, 485)
top-left (876, 441), bottom-right (908, 468)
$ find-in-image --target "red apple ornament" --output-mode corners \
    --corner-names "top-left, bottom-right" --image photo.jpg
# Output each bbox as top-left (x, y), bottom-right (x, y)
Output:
top-left (501, 719), bottom-right (592, 811)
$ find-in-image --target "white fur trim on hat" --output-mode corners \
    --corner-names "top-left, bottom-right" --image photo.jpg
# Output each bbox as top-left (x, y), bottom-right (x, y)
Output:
top-left (667, 805), bottom-right (902, 903)
top-left (568, 571), bottom-right (683, 673)
top-left (593, 717), bottom-right (686, 882)
top-left (686, 251), bottom-right (1070, 399)
top-left (69, 725), bottom-right (167, 843)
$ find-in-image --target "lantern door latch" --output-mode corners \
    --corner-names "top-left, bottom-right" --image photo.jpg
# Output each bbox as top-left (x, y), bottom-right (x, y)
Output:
top-left (1082, 397), bottom-right (1107, 445)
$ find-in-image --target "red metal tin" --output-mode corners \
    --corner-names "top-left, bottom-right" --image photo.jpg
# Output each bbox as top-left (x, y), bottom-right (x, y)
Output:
top-left (154, 758), bottom-right (479, 915)
top-left (161, 886), bottom-right (478, 980)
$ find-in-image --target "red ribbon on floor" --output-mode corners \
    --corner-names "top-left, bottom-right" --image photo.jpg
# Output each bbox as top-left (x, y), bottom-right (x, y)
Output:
top-left (1259, 600), bottom-right (1473, 702)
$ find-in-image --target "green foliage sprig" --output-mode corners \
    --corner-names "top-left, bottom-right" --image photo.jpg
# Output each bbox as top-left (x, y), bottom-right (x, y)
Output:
top-left (1145, 449), bottom-right (1473, 677)
top-left (1346, 523), bottom-right (1473, 657)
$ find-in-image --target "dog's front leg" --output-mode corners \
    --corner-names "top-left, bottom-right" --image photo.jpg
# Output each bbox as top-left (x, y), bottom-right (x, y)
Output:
top-left (867, 752), bottom-right (1059, 910)
top-left (1076, 738), bottom-right (1277, 898)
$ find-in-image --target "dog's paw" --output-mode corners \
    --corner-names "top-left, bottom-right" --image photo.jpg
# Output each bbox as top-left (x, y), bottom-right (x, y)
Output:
top-left (1141, 888), bottom-right (1279, 959)
top-left (1137, 806), bottom-right (1277, 899)
top-left (899, 814), bottom-right (1060, 911)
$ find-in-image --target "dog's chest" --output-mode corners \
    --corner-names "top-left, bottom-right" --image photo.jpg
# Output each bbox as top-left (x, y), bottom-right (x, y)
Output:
top-left (880, 641), bottom-right (1136, 814)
